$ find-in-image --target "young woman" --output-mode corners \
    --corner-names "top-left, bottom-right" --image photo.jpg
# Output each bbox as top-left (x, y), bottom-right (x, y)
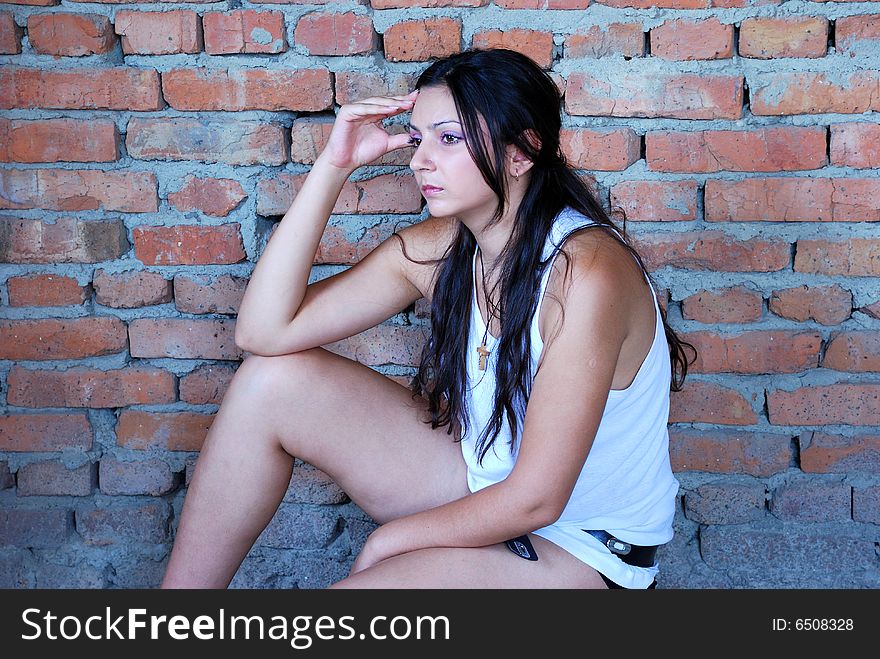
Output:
top-left (160, 48), bottom-right (694, 590)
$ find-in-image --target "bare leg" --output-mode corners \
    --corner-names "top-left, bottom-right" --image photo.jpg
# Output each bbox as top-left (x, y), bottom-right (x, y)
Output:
top-left (161, 348), bottom-right (468, 588)
top-left (330, 534), bottom-right (609, 589)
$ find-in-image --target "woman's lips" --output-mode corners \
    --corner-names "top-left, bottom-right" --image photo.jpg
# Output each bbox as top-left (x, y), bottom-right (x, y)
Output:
top-left (421, 185), bottom-right (443, 196)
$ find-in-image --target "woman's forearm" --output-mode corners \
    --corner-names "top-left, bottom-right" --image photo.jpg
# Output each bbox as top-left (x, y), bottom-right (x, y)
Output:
top-left (234, 155), bottom-right (353, 351)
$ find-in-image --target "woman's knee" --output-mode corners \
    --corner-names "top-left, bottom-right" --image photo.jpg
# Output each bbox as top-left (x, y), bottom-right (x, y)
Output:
top-left (231, 348), bottom-right (331, 401)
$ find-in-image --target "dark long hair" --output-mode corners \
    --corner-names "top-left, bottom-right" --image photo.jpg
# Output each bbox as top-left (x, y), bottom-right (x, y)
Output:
top-left (393, 49), bottom-right (696, 463)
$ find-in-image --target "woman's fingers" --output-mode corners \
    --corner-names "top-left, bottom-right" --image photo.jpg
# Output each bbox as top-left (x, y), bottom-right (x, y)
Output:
top-left (386, 131), bottom-right (416, 152)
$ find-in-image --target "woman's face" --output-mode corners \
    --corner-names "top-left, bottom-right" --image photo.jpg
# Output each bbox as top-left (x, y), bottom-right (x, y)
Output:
top-left (407, 85), bottom-right (499, 224)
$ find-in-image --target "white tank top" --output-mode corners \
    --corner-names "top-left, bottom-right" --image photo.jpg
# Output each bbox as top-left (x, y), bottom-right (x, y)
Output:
top-left (460, 206), bottom-right (679, 545)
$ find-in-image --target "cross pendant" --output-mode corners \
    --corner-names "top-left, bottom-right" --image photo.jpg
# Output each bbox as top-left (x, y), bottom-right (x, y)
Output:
top-left (476, 344), bottom-right (490, 371)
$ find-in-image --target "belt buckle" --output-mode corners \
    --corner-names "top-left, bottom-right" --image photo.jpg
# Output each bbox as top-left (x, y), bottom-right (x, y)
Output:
top-left (605, 535), bottom-right (632, 556)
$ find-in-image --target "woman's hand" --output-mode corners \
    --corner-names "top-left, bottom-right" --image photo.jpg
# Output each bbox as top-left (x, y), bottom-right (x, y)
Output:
top-left (318, 90), bottom-right (419, 173)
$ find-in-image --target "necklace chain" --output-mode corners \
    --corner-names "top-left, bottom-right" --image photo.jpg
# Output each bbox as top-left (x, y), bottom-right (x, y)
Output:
top-left (476, 248), bottom-right (498, 371)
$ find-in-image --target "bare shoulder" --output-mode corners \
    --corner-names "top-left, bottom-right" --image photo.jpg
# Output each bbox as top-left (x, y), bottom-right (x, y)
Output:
top-left (394, 215), bottom-right (459, 300)
top-left (540, 224), bottom-right (652, 343)
top-left (552, 225), bottom-right (646, 291)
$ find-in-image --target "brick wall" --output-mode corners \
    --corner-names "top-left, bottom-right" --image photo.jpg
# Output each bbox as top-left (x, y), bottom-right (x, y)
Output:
top-left (1, 0), bottom-right (878, 589)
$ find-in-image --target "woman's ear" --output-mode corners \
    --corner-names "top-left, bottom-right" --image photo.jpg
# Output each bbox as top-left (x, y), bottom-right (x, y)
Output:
top-left (506, 129), bottom-right (541, 178)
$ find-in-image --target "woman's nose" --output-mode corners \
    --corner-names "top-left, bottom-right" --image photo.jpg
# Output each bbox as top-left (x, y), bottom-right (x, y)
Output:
top-left (409, 141), bottom-right (434, 172)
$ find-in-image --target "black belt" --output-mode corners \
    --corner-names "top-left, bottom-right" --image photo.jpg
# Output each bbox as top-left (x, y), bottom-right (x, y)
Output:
top-left (583, 530), bottom-right (658, 568)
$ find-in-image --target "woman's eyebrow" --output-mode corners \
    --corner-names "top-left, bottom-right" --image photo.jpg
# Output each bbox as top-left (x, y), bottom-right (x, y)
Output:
top-left (407, 120), bottom-right (462, 131)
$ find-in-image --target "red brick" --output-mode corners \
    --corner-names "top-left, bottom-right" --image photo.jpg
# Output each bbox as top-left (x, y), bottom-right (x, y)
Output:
top-left (290, 119), bottom-right (333, 164)
top-left (472, 29), bottom-right (554, 68)
top-left (173, 274), bottom-right (246, 315)
top-left (0, 318), bottom-right (127, 361)
top-left (312, 222), bottom-right (395, 266)
top-left (133, 224), bottom-right (245, 266)
top-left (0, 413), bottom-right (92, 452)
top-left (114, 9), bottom-right (202, 55)
top-left (0, 510), bottom-right (71, 549)
top-left (117, 411), bottom-right (213, 451)
top-left (651, 18), bottom-right (734, 60)
top-left (670, 428), bottom-right (791, 476)
top-left (633, 231), bottom-right (790, 272)
top-left (383, 18), bottom-right (461, 62)
top-left (0, 217), bottom-right (129, 264)
top-left (168, 176), bottom-right (247, 217)
top-left (27, 13), bottom-right (115, 56)
top-left (1, 0), bottom-right (59, 4)
top-left (371, 0), bottom-right (486, 6)
top-left (684, 481), bottom-right (766, 524)
top-left (609, 180), bottom-right (698, 222)
top-left (739, 17), bottom-right (828, 58)
top-left (334, 70), bottom-right (416, 105)
top-left (7, 366), bottom-right (176, 408)
top-left (566, 72), bottom-right (742, 119)
top-left (681, 287), bottom-right (763, 323)
top-left (129, 318), bottom-right (242, 360)
top-left (853, 486), bottom-right (880, 523)
top-left (126, 117), bottom-right (287, 166)
top-left (862, 300), bottom-right (880, 320)
top-left (823, 331), bottom-right (880, 372)
top-left (7, 274), bottom-right (89, 307)
top-left (17, 461), bottom-right (96, 496)
top-left (324, 324), bottom-right (427, 367)
top-left (490, 0), bottom-right (587, 6)
top-left (795, 239), bottom-right (880, 276)
top-left (203, 9), bottom-right (287, 54)
top-left (283, 459), bottom-right (348, 505)
top-left (829, 179), bottom-right (880, 221)
top-left (179, 363), bottom-right (237, 405)
top-left (560, 128), bottom-right (640, 171)
top-left (598, 0), bottom-right (708, 6)
top-left (646, 127), bottom-right (826, 173)
top-left (830, 14), bottom-right (880, 57)
top-left (295, 11), bottom-right (376, 56)
top-left (800, 431), bottom-right (880, 474)
top-left (831, 123), bottom-right (880, 168)
top-left (670, 380), bottom-right (759, 424)
top-left (99, 457), bottom-right (177, 496)
top-left (0, 14), bottom-right (23, 54)
top-left (769, 480), bottom-right (850, 522)
top-left (76, 502), bottom-right (169, 546)
top-left (0, 67), bottom-right (161, 110)
top-left (685, 330), bottom-right (821, 374)
top-left (0, 118), bottom-right (118, 163)
top-left (256, 172), bottom-right (421, 216)
top-left (0, 168), bottom-right (157, 212)
top-left (712, 0), bottom-right (781, 6)
top-left (564, 23), bottom-right (644, 58)
top-left (289, 119), bottom-right (410, 166)
top-left (750, 71), bottom-right (880, 115)
top-left (769, 284), bottom-right (852, 325)
top-left (162, 68), bottom-right (332, 112)
top-left (706, 178), bottom-right (880, 222)
top-left (93, 269), bottom-right (173, 308)
top-left (767, 384), bottom-right (880, 425)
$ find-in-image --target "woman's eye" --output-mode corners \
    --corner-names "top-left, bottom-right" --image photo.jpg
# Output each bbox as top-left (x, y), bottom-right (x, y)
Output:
top-left (406, 134), bottom-right (461, 148)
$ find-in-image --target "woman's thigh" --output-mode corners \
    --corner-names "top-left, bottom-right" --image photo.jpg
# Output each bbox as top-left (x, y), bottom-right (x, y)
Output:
top-left (331, 534), bottom-right (608, 589)
top-left (235, 347), bottom-right (470, 524)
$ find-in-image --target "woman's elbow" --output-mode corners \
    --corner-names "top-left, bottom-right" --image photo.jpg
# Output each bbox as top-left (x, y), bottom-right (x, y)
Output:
top-left (519, 495), bottom-right (566, 530)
